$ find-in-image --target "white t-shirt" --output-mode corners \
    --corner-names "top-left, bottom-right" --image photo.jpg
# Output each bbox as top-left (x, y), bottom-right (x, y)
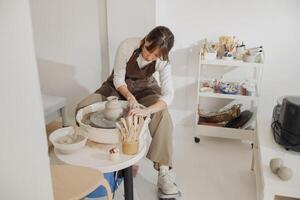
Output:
top-left (113, 37), bottom-right (174, 105)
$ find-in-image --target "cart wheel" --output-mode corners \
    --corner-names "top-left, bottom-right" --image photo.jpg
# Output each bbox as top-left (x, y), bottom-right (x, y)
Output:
top-left (194, 137), bottom-right (200, 143)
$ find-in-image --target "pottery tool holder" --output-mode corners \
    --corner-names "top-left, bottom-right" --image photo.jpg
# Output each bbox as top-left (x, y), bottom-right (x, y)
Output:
top-left (116, 115), bottom-right (151, 144)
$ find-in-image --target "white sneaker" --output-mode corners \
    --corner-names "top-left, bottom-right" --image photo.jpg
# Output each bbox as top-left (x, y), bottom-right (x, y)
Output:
top-left (157, 168), bottom-right (179, 195)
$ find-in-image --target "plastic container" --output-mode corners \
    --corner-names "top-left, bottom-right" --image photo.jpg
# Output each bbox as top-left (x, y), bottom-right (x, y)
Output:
top-left (86, 172), bottom-right (123, 198)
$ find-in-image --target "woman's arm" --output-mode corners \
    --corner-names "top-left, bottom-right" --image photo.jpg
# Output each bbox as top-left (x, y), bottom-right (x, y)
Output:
top-left (116, 85), bottom-right (138, 109)
top-left (158, 62), bottom-right (174, 105)
top-left (129, 99), bottom-right (167, 116)
top-left (129, 62), bottom-right (173, 116)
top-left (113, 39), bottom-right (139, 108)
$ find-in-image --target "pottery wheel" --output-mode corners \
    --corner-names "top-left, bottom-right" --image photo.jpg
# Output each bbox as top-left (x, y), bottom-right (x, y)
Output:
top-left (89, 111), bottom-right (117, 129)
top-left (89, 107), bottom-right (129, 129)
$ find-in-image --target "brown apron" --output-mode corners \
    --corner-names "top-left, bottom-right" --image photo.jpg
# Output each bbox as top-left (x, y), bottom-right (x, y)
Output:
top-left (95, 48), bottom-right (162, 100)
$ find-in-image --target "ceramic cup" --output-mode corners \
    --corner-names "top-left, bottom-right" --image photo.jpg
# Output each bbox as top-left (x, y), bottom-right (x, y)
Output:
top-left (205, 52), bottom-right (217, 60)
top-left (236, 46), bottom-right (245, 54)
top-left (109, 151), bottom-right (120, 161)
top-left (122, 141), bottom-right (139, 155)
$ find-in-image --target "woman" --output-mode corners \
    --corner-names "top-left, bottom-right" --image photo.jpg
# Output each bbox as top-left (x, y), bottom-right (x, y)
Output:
top-left (77, 26), bottom-right (179, 198)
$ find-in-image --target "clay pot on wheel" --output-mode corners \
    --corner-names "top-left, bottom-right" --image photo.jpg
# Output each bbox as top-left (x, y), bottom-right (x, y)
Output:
top-left (103, 96), bottom-right (123, 121)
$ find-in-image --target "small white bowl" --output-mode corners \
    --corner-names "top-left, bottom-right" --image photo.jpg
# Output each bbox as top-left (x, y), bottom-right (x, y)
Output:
top-left (222, 56), bottom-right (234, 60)
top-left (200, 87), bottom-right (214, 93)
top-left (108, 147), bottom-right (120, 161)
top-left (49, 127), bottom-right (87, 154)
top-left (243, 54), bottom-right (257, 63)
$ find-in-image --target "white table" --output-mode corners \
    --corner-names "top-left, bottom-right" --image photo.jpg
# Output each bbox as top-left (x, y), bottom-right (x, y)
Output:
top-left (253, 117), bottom-right (300, 200)
top-left (42, 94), bottom-right (67, 126)
top-left (53, 137), bottom-right (148, 200)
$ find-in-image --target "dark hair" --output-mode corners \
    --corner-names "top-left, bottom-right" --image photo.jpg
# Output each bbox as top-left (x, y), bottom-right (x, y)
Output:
top-left (140, 26), bottom-right (174, 61)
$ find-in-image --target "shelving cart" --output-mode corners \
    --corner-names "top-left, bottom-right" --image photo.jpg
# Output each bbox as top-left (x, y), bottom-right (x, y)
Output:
top-left (194, 56), bottom-right (264, 143)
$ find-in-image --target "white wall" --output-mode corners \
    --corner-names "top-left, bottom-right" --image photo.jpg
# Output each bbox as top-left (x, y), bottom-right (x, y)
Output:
top-left (98, 0), bottom-right (111, 81)
top-left (156, 0), bottom-right (300, 123)
top-left (30, 0), bottom-right (103, 123)
top-left (107, 0), bottom-right (156, 71)
top-left (0, 1), bottom-right (53, 199)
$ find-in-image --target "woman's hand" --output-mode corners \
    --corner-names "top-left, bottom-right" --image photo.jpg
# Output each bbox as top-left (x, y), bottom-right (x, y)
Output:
top-left (127, 95), bottom-right (138, 109)
top-left (115, 85), bottom-right (138, 109)
top-left (128, 99), bottom-right (166, 117)
top-left (128, 108), bottom-right (151, 117)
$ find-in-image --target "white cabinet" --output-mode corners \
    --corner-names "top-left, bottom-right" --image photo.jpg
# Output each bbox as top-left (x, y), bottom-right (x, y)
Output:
top-left (253, 118), bottom-right (300, 200)
top-left (194, 55), bottom-right (264, 143)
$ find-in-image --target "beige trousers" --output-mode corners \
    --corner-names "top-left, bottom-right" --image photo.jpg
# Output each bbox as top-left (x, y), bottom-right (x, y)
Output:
top-left (76, 93), bottom-right (174, 169)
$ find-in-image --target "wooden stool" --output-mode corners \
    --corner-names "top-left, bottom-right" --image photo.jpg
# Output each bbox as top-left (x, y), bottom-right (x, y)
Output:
top-left (51, 165), bottom-right (113, 200)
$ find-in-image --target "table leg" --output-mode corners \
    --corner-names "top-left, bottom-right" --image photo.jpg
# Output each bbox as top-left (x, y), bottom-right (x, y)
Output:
top-left (251, 149), bottom-right (255, 171)
top-left (123, 166), bottom-right (133, 200)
